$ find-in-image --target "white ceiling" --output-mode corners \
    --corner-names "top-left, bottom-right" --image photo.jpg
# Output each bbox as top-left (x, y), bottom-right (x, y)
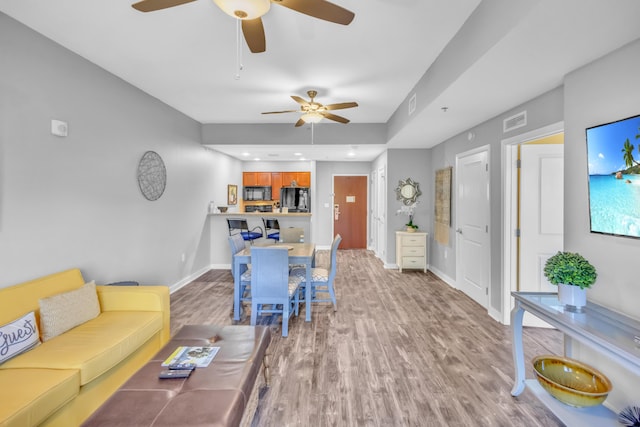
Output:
top-left (3, 0), bottom-right (640, 162)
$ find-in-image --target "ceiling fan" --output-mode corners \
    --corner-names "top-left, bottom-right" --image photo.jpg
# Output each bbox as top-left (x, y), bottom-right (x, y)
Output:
top-left (262, 90), bottom-right (358, 127)
top-left (131, 0), bottom-right (355, 53)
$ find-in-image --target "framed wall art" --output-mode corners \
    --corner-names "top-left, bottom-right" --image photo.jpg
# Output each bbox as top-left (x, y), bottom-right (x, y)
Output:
top-left (227, 184), bottom-right (238, 205)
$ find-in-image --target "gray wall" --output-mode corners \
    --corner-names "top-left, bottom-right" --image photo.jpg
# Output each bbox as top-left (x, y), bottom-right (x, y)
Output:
top-left (564, 37), bottom-right (640, 410)
top-left (386, 149), bottom-right (431, 265)
top-left (427, 87), bottom-right (565, 312)
top-left (0, 13), bottom-right (242, 288)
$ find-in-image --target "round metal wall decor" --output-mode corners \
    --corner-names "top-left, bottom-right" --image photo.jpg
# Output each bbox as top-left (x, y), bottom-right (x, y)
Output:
top-left (137, 151), bottom-right (166, 201)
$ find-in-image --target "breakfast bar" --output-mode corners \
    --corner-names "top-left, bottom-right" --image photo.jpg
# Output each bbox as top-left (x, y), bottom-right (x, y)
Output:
top-left (209, 212), bottom-right (312, 268)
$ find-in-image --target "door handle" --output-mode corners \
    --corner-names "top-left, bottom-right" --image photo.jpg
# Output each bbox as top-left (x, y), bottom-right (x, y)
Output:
top-left (456, 228), bottom-right (463, 234)
top-left (334, 204), bottom-right (340, 221)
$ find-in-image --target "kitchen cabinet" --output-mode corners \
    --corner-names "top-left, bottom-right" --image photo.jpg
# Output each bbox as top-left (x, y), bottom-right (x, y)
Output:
top-left (271, 173), bottom-right (282, 200)
top-left (244, 171), bottom-right (310, 201)
top-left (243, 172), bottom-right (271, 187)
top-left (281, 172), bottom-right (310, 187)
top-left (281, 172), bottom-right (298, 187)
top-left (256, 172), bottom-right (271, 186)
top-left (243, 172), bottom-right (257, 186)
top-left (297, 172), bottom-right (311, 187)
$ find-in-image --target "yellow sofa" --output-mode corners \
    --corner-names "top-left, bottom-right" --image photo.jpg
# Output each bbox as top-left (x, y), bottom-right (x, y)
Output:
top-left (0, 268), bottom-right (170, 427)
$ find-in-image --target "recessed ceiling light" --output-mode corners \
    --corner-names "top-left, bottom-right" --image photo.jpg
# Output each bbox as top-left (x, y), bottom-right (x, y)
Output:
top-left (294, 152), bottom-right (303, 156)
top-left (254, 157), bottom-right (260, 161)
top-left (242, 152), bottom-right (250, 156)
top-left (347, 152), bottom-right (356, 157)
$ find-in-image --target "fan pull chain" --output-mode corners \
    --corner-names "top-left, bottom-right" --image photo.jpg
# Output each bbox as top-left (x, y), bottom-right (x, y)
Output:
top-left (311, 122), bottom-right (315, 145)
top-left (234, 19), bottom-right (243, 80)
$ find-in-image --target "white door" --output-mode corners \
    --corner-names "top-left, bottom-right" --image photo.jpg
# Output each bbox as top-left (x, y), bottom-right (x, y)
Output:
top-left (456, 147), bottom-right (490, 307)
top-left (520, 143), bottom-right (564, 326)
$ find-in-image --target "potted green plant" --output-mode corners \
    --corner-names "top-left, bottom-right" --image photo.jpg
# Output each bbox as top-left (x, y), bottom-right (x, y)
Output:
top-left (405, 214), bottom-right (418, 232)
top-left (543, 251), bottom-right (597, 310)
top-left (397, 203), bottom-right (419, 232)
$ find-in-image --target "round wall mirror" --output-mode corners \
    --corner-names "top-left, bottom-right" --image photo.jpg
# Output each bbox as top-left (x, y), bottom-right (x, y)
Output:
top-left (395, 178), bottom-right (421, 205)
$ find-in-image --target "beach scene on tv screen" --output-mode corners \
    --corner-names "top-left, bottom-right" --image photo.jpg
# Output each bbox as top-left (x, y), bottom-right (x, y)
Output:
top-left (587, 114), bottom-right (640, 237)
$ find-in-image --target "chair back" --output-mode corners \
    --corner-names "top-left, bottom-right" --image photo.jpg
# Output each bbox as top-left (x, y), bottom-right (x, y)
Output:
top-left (227, 218), bottom-right (263, 242)
top-left (262, 217), bottom-right (280, 240)
top-left (279, 227), bottom-right (305, 243)
top-left (227, 218), bottom-right (248, 236)
top-left (262, 218), bottom-right (280, 231)
top-left (250, 247), bottom-right (290, 300)
top-left (327, 234), bottom-right (342, 281)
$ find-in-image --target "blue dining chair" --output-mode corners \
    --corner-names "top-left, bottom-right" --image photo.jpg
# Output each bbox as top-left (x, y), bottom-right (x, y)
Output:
top-left (228, 234), bottom-right (251, 302)
top-left (262, 217), bottom-right (280, 242)
top-left (292, 234), bottom-right (342, 310)
top-left (227, 218), bottom-right (263, 244)
top-left (250, 246), bottom-right (303, 337)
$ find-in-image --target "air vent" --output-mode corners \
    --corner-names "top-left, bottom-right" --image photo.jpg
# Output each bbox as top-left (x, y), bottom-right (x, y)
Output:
top-left (408, 93), bottom-right (417, 116)
top-left (503, 111), bottom-right (527, 133)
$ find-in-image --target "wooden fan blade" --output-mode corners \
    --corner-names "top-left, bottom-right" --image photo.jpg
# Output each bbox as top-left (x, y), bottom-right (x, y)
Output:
top-left (321, 112), bottom-right (350, 124)
top-left (295, 118), bottom-right (306, 127)
top-left (291, 96), bottom-right (310, 107)
top-left (275, 0), bottom-right (355, 25)
top-left (242, 18), bottom-right (266, 53)
top-left (324, 101), bottom-right (358, 111)
top-left (262, 110), bottom-right (299, 114)
top-left (131, 0), bottom-right (196, 12)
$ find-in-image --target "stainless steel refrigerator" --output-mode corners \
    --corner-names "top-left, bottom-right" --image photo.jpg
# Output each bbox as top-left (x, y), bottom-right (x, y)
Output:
top-left (280, 187), bottom-right (310, 212)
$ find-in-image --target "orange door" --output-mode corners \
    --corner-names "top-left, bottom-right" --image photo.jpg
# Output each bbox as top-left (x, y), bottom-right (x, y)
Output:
top-left (333, 176), bottom-right (367, 249)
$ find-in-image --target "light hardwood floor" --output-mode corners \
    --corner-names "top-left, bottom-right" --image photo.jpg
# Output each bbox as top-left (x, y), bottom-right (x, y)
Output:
top-left (170, 249), bottom-right (563, 427)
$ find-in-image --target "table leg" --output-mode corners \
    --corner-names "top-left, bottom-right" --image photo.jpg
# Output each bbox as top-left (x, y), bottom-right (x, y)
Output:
top-left (233, 258), bottom-right (241, 321)
top-left (511, 301), bottom-right (526, 396)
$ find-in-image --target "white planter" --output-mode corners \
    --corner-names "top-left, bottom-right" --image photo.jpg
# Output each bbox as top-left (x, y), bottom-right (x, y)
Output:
top-left (558, 283), bottom-right (587, 311)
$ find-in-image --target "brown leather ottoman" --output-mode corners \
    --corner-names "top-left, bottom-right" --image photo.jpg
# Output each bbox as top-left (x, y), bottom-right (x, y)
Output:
top-left (82, 325), bottom-right (271, 427)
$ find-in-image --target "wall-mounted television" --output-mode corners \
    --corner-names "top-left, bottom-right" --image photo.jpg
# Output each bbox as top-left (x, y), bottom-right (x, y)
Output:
top-left (586, 113), bottom-right (640, 238)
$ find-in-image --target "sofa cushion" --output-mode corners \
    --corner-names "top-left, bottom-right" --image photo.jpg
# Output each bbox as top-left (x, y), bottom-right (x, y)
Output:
top-left (0, 311), bottom-right (40, 364)
top-left (0, 368), bottom-right (79, 427)
top-left (39, 280), bottom-right (100, 342)
top-left (0, 311), bottom-right (162, 385)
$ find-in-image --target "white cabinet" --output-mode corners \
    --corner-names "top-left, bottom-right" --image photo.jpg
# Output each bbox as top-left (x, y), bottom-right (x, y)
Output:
top-left (396, 231), bottom-right (428, 273)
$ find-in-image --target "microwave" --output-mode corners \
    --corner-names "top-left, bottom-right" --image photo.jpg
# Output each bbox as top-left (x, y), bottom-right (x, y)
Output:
top-left (243, 186), bottom-right (272, 201)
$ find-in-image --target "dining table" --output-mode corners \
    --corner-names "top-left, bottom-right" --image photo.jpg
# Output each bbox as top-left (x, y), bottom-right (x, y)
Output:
top-left (232, 242), bottom-right (317, 322)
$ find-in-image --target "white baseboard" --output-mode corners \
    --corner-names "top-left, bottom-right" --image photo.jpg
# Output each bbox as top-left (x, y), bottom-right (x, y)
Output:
top-left (170, 265), bottom-right (213, 294)
top-left (428, 266), bottom-right (456, 289)
top-left (488, 307), bottom-right (504, 324)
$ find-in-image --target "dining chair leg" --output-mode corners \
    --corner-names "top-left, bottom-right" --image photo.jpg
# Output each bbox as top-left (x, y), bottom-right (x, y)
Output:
top-left (250, 302), bottom-right (258, 326)
top-left (329, 284), bottom-right (337, 311)
top-left (282, 305), bottom-right (290, 337)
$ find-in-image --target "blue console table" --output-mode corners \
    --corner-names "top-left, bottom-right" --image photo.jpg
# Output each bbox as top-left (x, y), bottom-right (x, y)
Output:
top-left (511, 292), bottom-right (640, 426)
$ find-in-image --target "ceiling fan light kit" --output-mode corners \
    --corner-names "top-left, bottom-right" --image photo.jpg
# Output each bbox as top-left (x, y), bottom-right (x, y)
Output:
top-left (131, 0), bottom-right (354, 54)
top-left (213, 0), bottom-right (270, 20)
top-left (301, 112), bottom-right (323, 124)
top-left (263, 90), bottom-right (358, 127)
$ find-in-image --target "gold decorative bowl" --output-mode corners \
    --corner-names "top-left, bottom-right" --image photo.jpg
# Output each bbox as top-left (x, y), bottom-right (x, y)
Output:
top-left (532, 355), bottom-right (612, 407)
